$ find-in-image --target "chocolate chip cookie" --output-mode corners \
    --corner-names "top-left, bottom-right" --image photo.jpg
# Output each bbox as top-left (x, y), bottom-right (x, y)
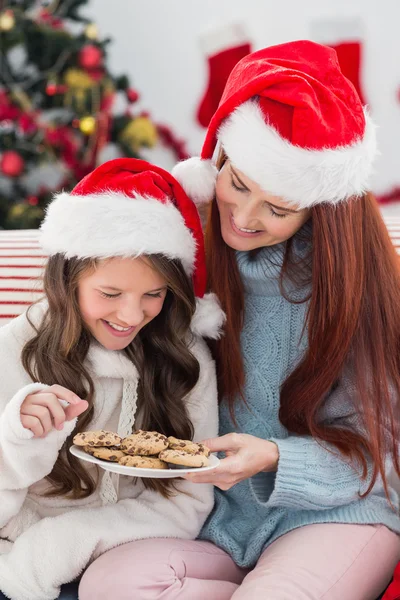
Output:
top-left (120, 430), bottom-right (168, 456)
top-left (83, 445), bottom-right (126, 462)
top-left (73, 430), bottom-right (122, 447)
top-left (119, 455), bottom-right (168, 469)
top-left (167, 436), bottom-right (211, 457)
top-left (159, 449), bottom-right (209, 468)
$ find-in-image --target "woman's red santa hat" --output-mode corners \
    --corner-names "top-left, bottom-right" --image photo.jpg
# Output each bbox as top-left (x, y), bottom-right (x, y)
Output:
top-left (40, 158), bottom-right (225, 338)
top-left (173, 40), bottom-right (378, 209)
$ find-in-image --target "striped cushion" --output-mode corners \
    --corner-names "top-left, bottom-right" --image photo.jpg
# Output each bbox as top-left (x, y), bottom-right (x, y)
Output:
top-left (0, 230), bottom-right (44, 327)
top-left (1, 218), bottom-right (400, 326)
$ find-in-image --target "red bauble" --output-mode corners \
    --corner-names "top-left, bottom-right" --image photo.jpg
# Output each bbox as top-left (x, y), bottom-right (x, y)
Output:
top-left (18, 113), bottom-right (37, 134)
top-left (78, 45), bottom-right (103, 69)
top-left (127, 88), bottom-right (139, 103)
top-left (27, 195), bottom-right (39, 206)
top-left (46, 83), bottom-right (57, 96)
top-left (0, 151), bottom-right (24, 177)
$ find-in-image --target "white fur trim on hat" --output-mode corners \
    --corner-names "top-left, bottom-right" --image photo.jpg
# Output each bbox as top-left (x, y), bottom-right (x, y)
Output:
top-left (191, 293), bottom-right (226, 339)
top-left (172, 157), bottom-right (217, 205)
top-left (40, 191), bottom-right (196, 273)
top-left (218, 100), bottom-right (378, 209)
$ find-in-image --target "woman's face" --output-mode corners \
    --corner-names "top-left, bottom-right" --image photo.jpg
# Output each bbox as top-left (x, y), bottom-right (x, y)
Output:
top-left (215, 160), bottom-right (311, 251)
top-left (78, 256), bottom-right (168, 351)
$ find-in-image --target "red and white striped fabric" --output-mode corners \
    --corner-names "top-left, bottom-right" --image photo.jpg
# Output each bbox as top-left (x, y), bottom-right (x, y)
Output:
top-left (384, 217), bottom-right (400, 254)
top-left (0, 219), bottom-right (400, 327)
top-left (0, 230), bottom-right (45, 327)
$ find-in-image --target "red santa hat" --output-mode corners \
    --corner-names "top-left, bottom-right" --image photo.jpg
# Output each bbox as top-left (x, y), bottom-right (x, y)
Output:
top-left (173, 39), bottom-right (377, 209)
top-left (40, 158), bottom-right (225, 338)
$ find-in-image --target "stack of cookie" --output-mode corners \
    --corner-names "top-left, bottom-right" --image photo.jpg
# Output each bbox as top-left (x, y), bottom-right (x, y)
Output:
top-left (73, 429), bottom-right (211, 470)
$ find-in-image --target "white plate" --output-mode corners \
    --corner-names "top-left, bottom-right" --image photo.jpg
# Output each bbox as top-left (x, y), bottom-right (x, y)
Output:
top-left (69, 445), bottom-right (220, 478)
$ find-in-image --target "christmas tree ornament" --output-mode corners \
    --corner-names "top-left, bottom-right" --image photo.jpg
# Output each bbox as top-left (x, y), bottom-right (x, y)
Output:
top-left (127, 88), bottom-right (139, 104)
top-left (84, 23), bottom-right (98, 40)
top-left (120, 116), bottom-right (158, 151)
top-left (78, 45), bottom-right (103, 70)
top-left (0, 10), bottom-right (15, 32)
top-left (196, 22), bottom-right (252, 128)
top-left (0, 151), bottom-right (24, 177)
top-left (64, 68), bottom-right (96, 90)
top-left (79, 116), bottom-right (96, 135)
top-left (18, 113), bottom-right (37, 135)
top-left (7, 202), bottom-right (44, 229)
top-left (37, 8), bottom-right (63, 29)
top-left (46, 82), bottom-right (58, 96)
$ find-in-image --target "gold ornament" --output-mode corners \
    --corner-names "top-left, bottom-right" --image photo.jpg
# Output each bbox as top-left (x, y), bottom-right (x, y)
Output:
top-left (120, 117), bottom-right (158, 151)
top-left (0, 10), bottom-right (15, 31)
top-left (85, 23), bottom-right (99, 40)
top-left (63, 69), bottom-right (99, 114)
top-left (63, 68), bottom-right (96, 90)
top-left (79, 116), bottom-right (96, 135)
top-left (7, 203), bottom-right (43, 228)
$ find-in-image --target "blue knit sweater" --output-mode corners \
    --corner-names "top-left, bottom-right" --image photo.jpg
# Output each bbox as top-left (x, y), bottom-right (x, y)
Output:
top-left (200, 237), bottom-right (400, 568)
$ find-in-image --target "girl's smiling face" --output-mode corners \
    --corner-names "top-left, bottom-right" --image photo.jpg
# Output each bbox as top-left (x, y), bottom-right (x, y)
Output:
top-left (216, 160), bottom-right (310, 251)
top-left (78, 256), bottom-right (168, 350)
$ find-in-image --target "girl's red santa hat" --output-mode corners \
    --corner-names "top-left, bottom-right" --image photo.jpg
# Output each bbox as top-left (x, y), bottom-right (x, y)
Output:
top-left (173, 40), bottom-right (378, 209)
top-left (40, 158), bottom-right (225, 338)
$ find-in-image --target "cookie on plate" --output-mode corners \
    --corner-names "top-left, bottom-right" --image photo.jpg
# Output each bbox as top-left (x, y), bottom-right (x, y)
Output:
top-left (121, 430), bottom-right (168, 456)
top-left (73, 430), bottom-right (122, 447)
top-left (119, 455), bottom-right (168, 469)
top-left (159, 449), bottom-right (209, 468)
top-left (83, 445), bottom-right (126, 462)
top-left (167, 436), bottom-right (211, 457)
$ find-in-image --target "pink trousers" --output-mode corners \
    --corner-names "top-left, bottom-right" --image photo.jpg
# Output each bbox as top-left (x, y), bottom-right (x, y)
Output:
top-left (79, 524), bottom-right (400, 600)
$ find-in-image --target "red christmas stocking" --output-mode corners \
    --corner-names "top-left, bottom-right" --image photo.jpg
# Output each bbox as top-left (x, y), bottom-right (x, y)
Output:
top-left (311, 18), bottom-right (367, 105)
top-left (196, 23), bottom-right (252, 128)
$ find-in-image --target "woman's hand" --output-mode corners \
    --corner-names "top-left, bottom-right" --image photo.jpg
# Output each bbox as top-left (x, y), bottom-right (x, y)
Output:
top-left (20, 385), bottom-right (88, 438)
top-left (184, 433), bottom-right (279, 490)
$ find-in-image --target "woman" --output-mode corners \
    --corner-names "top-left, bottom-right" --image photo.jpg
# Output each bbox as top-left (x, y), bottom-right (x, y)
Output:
top-left (80, 41), bottom-right (400, 600)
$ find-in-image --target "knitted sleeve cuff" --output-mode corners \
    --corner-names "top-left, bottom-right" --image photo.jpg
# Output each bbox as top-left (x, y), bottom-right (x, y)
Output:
top-left (252, 436), bottom-right (361, 511)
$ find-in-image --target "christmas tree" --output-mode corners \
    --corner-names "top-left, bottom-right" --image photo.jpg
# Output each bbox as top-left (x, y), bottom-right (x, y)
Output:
top-left (0, 0), bottom-right (189, 228)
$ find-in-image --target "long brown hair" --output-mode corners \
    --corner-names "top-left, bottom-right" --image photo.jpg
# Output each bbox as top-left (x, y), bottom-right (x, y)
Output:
top-left (22, 253), bottom-right (199, 498)
top-left (206, 154), bottom-right (400, 498)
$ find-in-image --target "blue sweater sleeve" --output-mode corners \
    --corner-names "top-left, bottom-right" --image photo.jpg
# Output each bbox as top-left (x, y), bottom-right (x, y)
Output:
top-left (250, 371), bottom-right (379, 511)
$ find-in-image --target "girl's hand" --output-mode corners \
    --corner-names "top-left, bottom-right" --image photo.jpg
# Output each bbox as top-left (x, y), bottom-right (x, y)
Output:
top-left (20, 385), bottom-right (88, 438)
top-left (184, 433), bottom-right (279, 490)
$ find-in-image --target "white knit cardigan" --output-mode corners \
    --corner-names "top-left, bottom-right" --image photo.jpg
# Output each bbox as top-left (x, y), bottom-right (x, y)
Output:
top-left (0, 304), bottom-right (218, 600)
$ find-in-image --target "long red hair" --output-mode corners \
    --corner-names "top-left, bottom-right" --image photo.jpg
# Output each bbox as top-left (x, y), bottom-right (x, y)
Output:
top-left (206, 168), bottom-right (400, 498)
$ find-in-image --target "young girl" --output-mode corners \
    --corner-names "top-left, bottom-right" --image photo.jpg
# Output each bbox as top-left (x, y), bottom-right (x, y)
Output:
top-left (0, 158), bottom-right (224, 600)
top-left (81, 41), bottom-right (400, 599)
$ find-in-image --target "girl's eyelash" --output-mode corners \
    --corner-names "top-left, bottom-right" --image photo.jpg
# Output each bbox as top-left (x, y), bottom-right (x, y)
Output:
top-left (100, 291), bottom-right (163, 299)
top-left (100, 291), bottom-right (120, 298)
